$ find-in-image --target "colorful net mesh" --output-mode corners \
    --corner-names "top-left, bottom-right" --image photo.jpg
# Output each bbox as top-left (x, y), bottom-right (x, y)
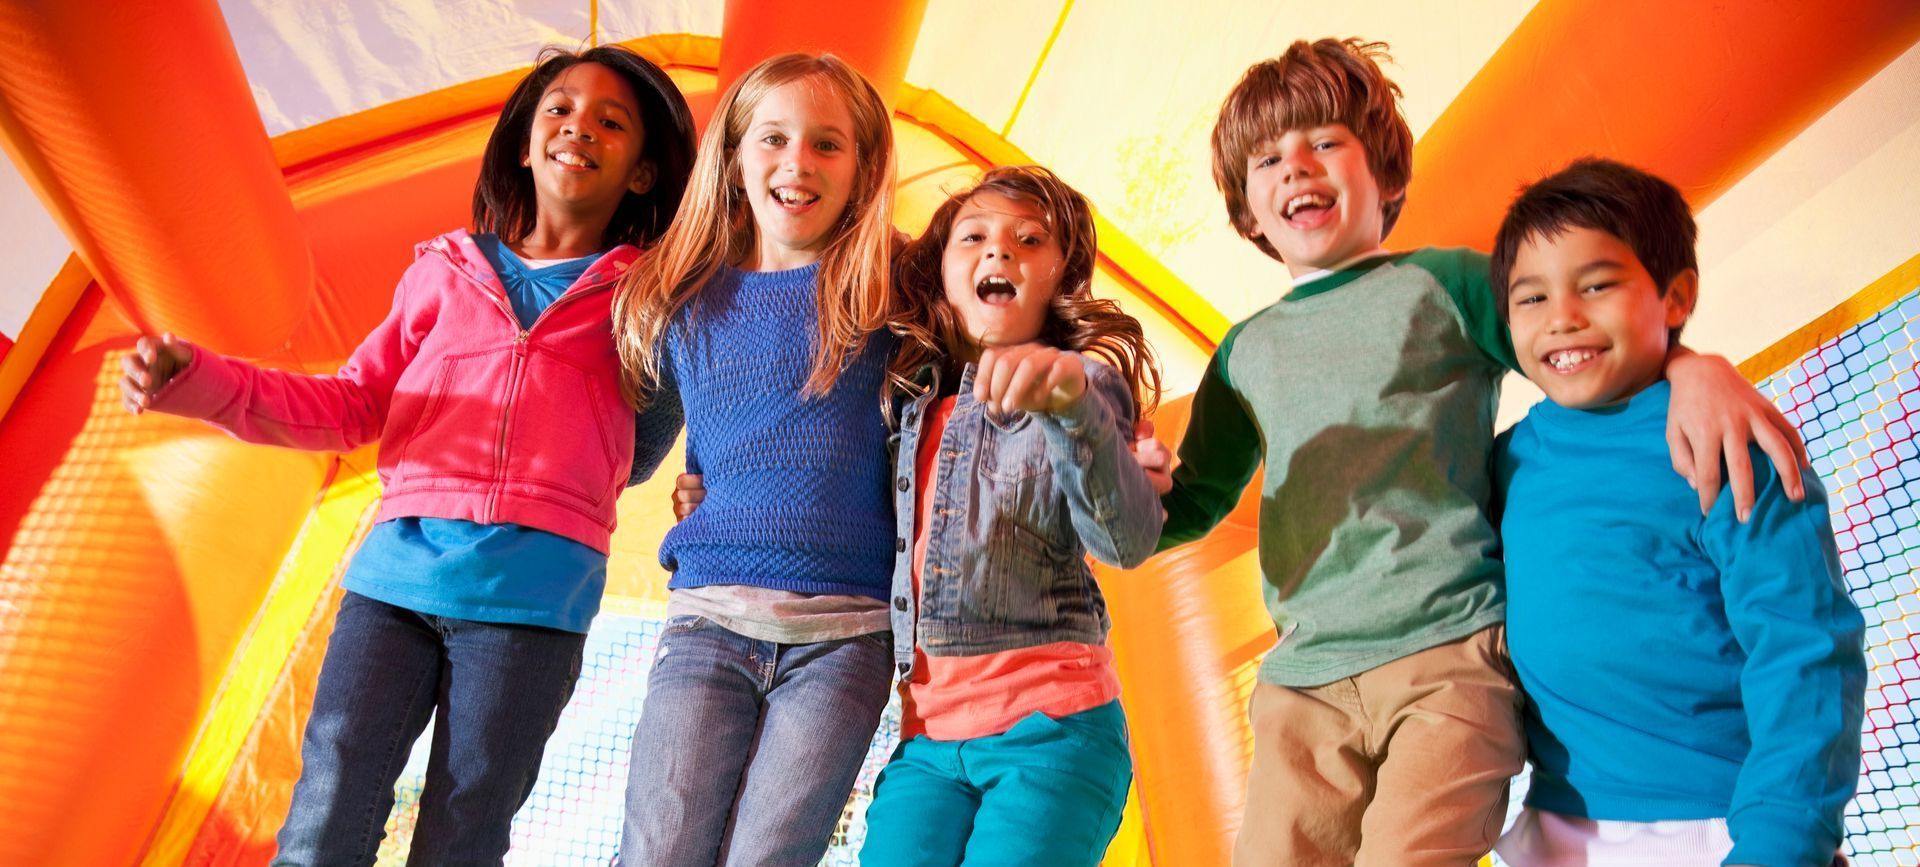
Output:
top-left (368, 288), bottom-right (1919, 865)
top-left (1773, 289), bottom-right (1920, 864)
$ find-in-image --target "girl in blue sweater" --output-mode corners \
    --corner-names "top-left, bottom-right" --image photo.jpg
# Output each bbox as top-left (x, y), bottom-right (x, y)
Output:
top-left (610, 53), bottom-right (900, 866)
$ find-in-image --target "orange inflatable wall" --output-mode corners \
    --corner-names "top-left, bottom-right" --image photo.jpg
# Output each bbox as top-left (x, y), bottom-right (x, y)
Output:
top-left (0, 1), bottom-right (1917, 865)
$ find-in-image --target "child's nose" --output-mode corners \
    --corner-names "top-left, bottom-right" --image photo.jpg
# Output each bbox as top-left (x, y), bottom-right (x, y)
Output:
top-left (786, 146), bottom-right (815, 175)
top-left (1280, 153), bottom-right (1317, 184)
top-left (1546, 297), bottom-right (1587, 331)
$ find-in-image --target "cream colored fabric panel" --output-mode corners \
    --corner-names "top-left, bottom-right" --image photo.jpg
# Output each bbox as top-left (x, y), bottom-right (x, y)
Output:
top-left (215, 0), bottom-right (723, 136)
top-left (0, 156), bottom-right (70, 340)
top-left (1688, 40), bottom-right (1920, 362)
top-left (903, 0), bottom-right (1069, 132)
top-left (1495, 41), bottom-right (1920, 429)
top-left (987, 0), bottom-right (1537, 326)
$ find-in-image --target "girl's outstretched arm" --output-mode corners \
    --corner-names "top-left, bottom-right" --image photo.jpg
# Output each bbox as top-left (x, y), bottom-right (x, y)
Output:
top-left (135, 267), bottom-right (429, 452)
top-left (978, 344), bottom-right (1163, 568)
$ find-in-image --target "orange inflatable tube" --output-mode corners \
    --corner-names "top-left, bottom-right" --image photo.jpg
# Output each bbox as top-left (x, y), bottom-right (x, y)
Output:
top-left (0, 0), bottom-right (310, 356)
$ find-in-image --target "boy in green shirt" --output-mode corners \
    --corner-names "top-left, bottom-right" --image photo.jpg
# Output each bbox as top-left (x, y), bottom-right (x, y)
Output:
top-left (1154, 38), bottom-right (1807, 866)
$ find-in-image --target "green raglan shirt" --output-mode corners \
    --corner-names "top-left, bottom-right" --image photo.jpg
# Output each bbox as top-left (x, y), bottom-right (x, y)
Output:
top-left (1160, 248), bottom-right (1517, 687)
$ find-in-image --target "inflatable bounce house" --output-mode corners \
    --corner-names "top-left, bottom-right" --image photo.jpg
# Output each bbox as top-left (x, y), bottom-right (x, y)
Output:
top-left (1, 0), bottom-right (1917, 863)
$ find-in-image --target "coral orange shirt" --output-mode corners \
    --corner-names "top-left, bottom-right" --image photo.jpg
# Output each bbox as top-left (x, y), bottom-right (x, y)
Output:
top-left (901, 395), bottom-right (1120, 741)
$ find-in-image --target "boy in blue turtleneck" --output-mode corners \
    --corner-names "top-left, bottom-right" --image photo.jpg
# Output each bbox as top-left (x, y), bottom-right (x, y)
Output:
top-left (1489, 158), bottom-right (1866, 867)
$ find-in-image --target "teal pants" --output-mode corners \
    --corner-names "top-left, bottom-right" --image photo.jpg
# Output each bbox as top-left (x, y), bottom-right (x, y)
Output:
top-left (859, 700), bottom-right (1132, 866)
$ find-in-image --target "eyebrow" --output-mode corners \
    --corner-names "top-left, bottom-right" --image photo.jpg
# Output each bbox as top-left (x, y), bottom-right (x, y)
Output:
top-left (545, 86), bottom-right (635, 118)
top-left (1506, 257), bottom-right (1628, 295)
top-left (750, 118), bottom-right (849, 138)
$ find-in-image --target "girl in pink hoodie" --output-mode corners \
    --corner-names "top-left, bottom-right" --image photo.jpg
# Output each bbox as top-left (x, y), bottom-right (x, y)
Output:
top-left (117, 45), bottom-right (695, 865)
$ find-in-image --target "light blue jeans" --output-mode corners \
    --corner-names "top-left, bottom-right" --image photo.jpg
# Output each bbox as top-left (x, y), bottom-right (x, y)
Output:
top-left (619, 615), bottom-right (894, 867)
top-left (859, 700), bottom-right (1133, 866)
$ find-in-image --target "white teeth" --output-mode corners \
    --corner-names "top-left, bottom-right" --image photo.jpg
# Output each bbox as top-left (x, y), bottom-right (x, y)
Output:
top-left (1284, 193), bottom-right (1332, 218)
top-left (1548, 349), bottom-right (1598, 371)
top-left (976, 276), bottom-right (1015, 301)
top-left (552, 151), bottom-right (592, 168)
top-left (774, 187), bottom-right (819, 206)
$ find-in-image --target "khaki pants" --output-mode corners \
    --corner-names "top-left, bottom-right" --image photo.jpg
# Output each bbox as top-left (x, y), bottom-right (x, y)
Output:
top-left (1234, 624), bottom-right (1526, 867)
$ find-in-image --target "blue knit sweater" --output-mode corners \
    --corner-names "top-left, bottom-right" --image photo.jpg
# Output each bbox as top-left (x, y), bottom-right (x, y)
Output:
top-left (646, 262), bottom-right (896, 599)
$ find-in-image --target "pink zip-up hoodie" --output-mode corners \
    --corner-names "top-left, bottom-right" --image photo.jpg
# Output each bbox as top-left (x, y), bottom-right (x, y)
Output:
top-left (151, 229), bottom-right (643, 553)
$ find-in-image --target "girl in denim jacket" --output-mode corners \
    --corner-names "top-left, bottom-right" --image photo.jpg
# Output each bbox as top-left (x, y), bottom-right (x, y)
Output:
top-left (117, 47), bottom-right (696, 863)
top-left (861, 165), bottom-right (1165, 866)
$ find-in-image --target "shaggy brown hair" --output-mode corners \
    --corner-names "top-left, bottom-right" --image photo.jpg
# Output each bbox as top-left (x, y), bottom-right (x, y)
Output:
top-left (1210, 38), bottom-right (1414, 262)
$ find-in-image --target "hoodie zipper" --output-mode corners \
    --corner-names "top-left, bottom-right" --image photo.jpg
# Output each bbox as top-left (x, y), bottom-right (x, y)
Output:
top-left (434, 239), bottom-right (617, 522)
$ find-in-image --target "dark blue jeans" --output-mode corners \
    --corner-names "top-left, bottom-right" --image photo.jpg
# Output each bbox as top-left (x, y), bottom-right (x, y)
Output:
top-left (620, 615), bottom-right (894, 867)
top-left (272, 591), bottom-right (586, 866)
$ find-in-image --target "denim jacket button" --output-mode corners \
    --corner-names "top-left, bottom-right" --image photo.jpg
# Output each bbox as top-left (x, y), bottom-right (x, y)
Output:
top-left (893, 596), bottom-right (909, 611)
top-left (896, 476), bottom-right (909, 492)
top-left (895, 536), bottom-right (907, 552)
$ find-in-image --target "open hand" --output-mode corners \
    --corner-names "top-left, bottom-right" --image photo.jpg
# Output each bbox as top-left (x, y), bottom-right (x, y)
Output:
top-left (1664, 349), bottom-right (1809, 520)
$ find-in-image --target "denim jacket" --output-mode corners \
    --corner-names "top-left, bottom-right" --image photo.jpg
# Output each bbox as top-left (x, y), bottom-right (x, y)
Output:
top-left (886, 354), bottom-right (1164, 676)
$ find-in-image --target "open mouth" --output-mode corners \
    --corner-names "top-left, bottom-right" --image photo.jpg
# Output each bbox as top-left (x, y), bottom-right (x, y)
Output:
top-left (1282, 192), bottom-right (1334, 225)
top-left (773, 186), bottom-right (820, 208)
top-left (976, 276), bottom-right (1017, 305)
top-left (1544, 347), bottom-right (1603, 373)
top-left (550, 150), bottom-right (597, 169)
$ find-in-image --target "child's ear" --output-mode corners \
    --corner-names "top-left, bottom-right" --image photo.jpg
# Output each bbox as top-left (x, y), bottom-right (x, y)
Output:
top-left (628, 160), bottom-right (656, 196)
top-left (1663, 268), bottom-right (1699, 330)
top-left (1382, 184), bottom-right (1408, 216)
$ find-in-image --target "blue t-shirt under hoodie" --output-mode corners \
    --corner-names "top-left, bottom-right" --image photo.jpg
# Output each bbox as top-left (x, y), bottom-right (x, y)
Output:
top-left (342, 234), bottom-right (607, 632)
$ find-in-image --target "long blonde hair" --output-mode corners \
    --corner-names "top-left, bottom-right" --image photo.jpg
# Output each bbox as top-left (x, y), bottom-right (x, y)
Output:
top-left (614, 53), bottom-right (897, 407)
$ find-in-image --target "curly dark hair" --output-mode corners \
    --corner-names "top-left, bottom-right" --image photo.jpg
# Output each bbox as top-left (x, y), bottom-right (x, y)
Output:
top-left (472, 44), bottom-right (696, 249)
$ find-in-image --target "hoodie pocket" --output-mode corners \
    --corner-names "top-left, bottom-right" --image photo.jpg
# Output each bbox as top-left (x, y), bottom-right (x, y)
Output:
top-left (387, 349), bottom-right (508, 487)
top-left (504, 347), bottom-right (622, 508)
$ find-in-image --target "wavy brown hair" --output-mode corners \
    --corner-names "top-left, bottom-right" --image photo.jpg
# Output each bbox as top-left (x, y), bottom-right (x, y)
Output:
top-left (613, 53), bottom-right (897, 408)
top-left (889, 165), bottom-right (1161, 417)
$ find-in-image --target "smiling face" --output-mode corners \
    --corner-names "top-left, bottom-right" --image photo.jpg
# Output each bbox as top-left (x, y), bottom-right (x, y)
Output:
top-left (1242, 123), bottom-right (1394, 278)
top-left (735, 77), bottom-right (858, 271)
top-left (940, 191), bottom-right (1066, 362)
top-left (523, 62), bottom-right (655, 226)
top-left (1507, 226), bottom-right (1695, 409)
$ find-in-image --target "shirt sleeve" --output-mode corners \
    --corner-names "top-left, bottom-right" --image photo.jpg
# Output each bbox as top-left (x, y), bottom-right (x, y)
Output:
top-left (1158, 324), bottom-right (1263, 550)
top-left (628, 352), bottom-right (685, 486)
top-left (1037, 356), bottom-right (1165, 569)
top-left (1415, 247), bottom-right (1519, 372)
top-left (148, 260), bottom-right (429, 451)
top-left (1699, 453), bottom-right (1866, 867)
